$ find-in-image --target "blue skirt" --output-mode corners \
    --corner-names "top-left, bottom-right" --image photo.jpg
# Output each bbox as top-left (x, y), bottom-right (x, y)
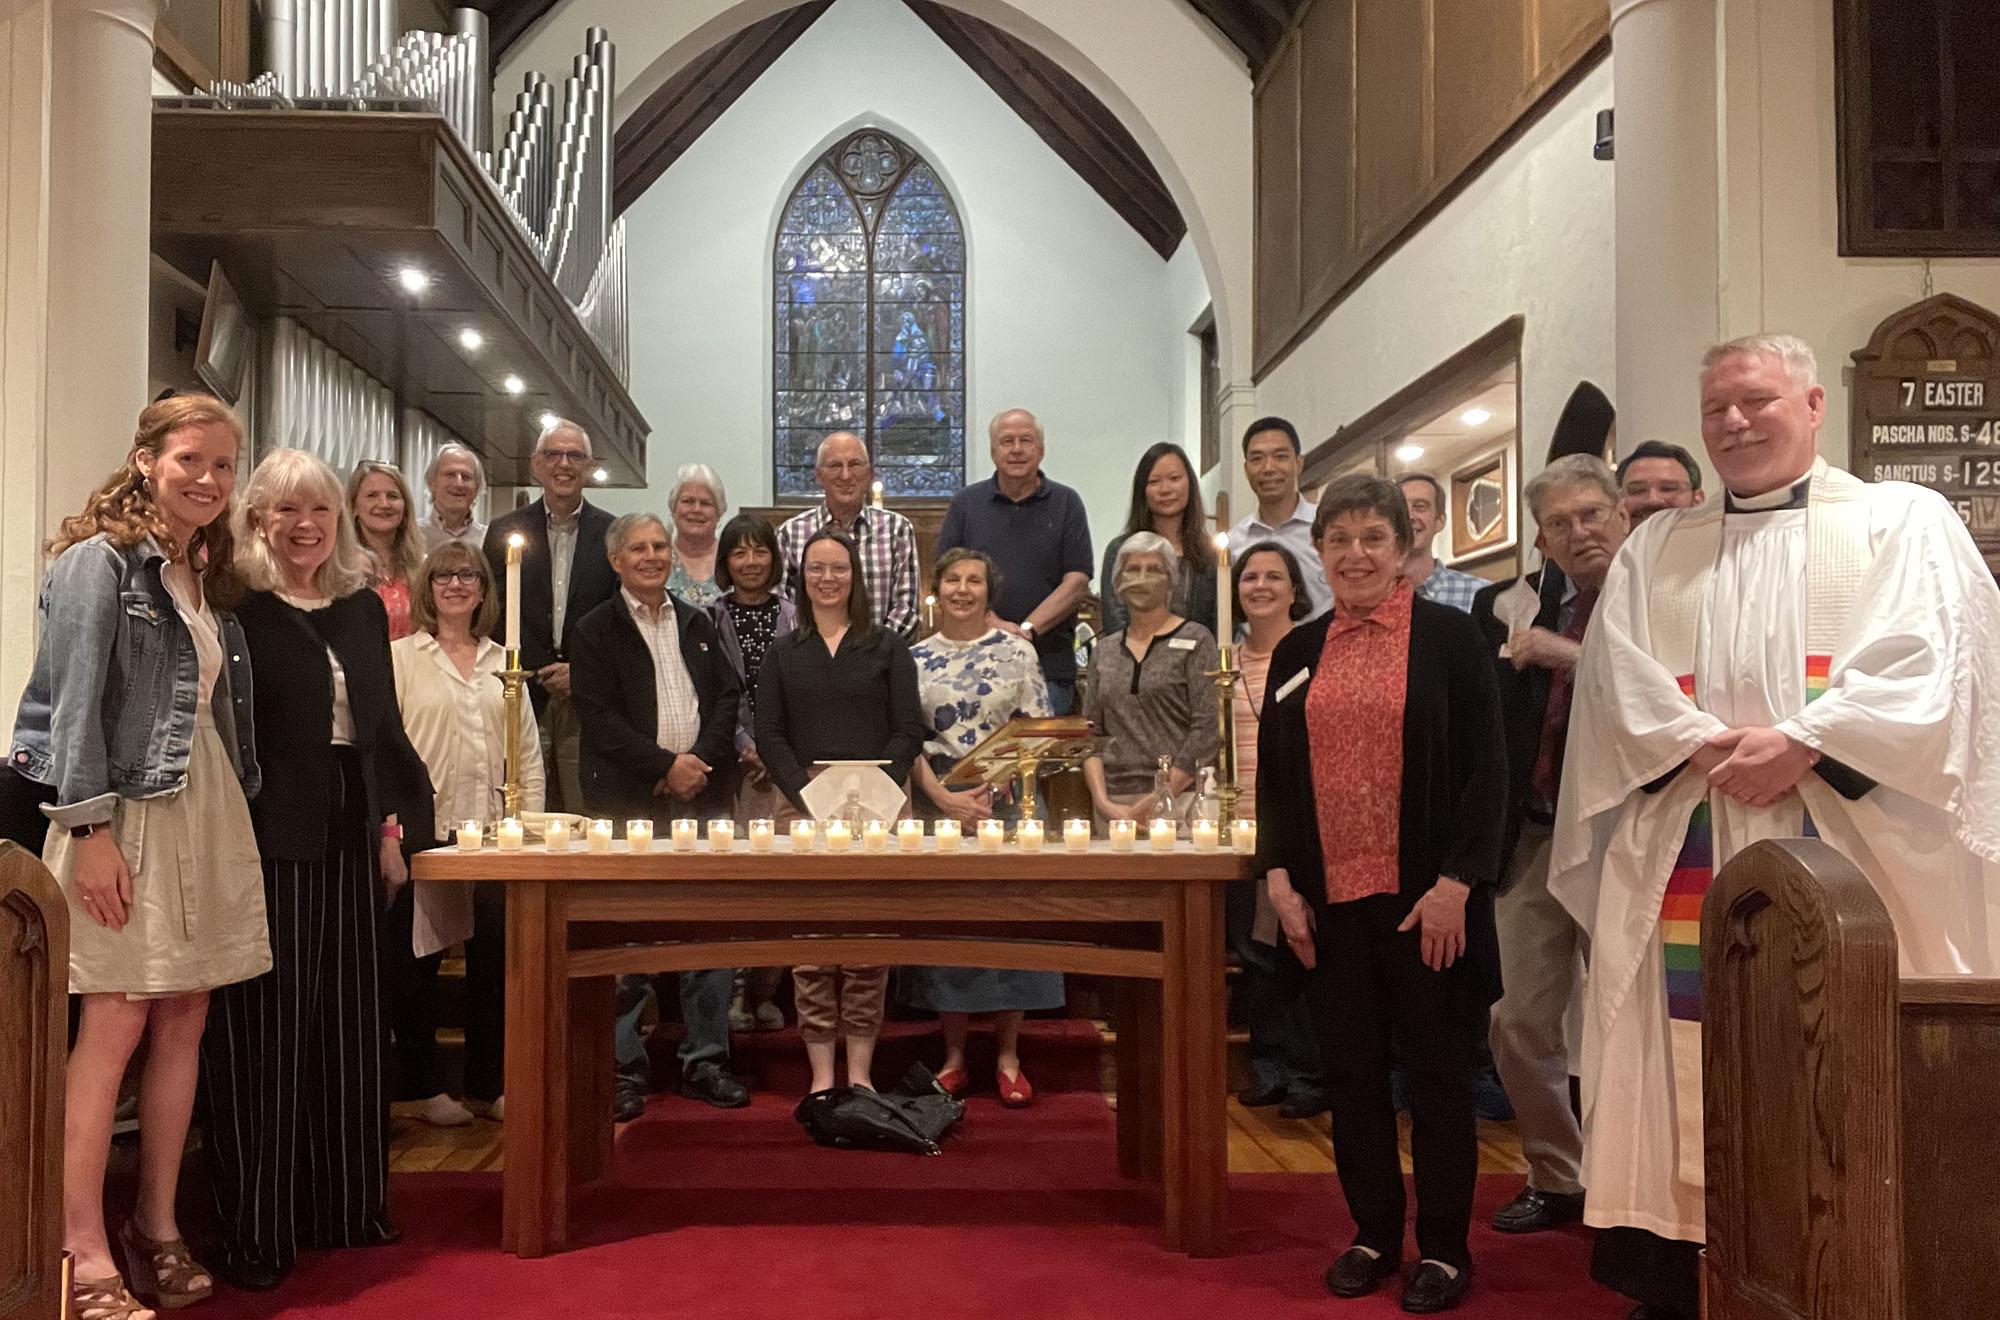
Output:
top-left (899, 964), bottom-right (1066, 1014)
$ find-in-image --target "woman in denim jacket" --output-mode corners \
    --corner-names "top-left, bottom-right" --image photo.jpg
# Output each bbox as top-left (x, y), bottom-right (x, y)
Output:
top-left (9, 394), bottom-right (270, 1320)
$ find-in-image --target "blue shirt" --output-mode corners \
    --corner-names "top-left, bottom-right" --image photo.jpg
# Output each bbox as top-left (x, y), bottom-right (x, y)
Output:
top-left (937, 473), bottom-right (1094, 682)
top-left (1417, 561), bottom-right (1485, 613)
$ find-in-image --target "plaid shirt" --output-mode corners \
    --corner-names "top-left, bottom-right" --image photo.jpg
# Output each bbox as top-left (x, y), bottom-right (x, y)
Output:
top-left (1416, 561), bottom-right (1484, 613)
top-left (776, 503), bottom-right (920, 639)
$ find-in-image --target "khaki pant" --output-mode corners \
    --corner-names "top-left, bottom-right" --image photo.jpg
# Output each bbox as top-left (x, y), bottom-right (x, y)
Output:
top-left (773, 790), bottom-right (886, 1044)
top-left (539, 693), bottom-right (585, 816)
top-left (1488, 819), bottom-right (1586, 1195)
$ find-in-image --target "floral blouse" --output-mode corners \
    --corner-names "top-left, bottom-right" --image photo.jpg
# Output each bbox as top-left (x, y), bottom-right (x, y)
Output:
top-left (667, 561), bottom-right (722, 609)
top-left (912, 628), bottom-right (1051, 765)
top-left (373, 576), bottom-right (413, 641)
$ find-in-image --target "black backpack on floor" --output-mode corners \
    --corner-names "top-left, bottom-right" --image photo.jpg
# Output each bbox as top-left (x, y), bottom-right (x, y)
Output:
top-left (793, 1063), bottom-right (965, 1155)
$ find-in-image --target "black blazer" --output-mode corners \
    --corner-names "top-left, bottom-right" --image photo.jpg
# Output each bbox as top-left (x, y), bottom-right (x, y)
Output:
top-left (234, 588), bottom-right (434, 863)
top-left (483, 497), bottom-right (620, 711)
top-left (1253, 595), bottom-right (1509, 1008)
top-left (1471, 571), bottom-right (1559, 875)
top-left (569, 593), bottom-right (741, 822)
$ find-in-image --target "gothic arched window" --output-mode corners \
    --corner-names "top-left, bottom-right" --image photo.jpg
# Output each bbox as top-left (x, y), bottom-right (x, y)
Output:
top-left (774, 130), bottom-right (966, 499)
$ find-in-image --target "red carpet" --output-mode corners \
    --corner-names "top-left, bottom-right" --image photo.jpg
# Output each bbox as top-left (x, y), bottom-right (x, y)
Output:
top-left (198, 1093), bottom-right (1628, 1320)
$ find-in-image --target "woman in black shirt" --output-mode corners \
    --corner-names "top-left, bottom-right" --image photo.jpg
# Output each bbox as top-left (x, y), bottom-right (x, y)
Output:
top-left (756, 529), bottom-right (923, 1092)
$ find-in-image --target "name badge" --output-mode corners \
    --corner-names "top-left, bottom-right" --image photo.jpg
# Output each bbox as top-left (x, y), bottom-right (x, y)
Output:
top-left (1274, 668), bottom-right (1310, 703)
top-left (1167, 637), bottom-right (1198, 651)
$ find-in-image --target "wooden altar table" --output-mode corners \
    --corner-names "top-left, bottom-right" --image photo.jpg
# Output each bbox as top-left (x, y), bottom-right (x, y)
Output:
top-left (411, 841), bottom-right (1248, 1258)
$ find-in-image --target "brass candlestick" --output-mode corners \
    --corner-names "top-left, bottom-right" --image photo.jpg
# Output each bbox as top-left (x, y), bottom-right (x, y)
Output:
top-left (501, 648), bottom-right (527, 820)
top-left (1210, 642), bottom-right (1241, 844)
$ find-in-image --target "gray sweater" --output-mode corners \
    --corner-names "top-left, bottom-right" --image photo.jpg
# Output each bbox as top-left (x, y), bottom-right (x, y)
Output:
top-left (1084, 619), bottom-right (1222, 797)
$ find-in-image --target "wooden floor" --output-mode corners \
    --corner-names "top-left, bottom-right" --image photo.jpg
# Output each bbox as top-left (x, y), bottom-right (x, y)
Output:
top-left (389, 1097), bottom-right (1528, 1177)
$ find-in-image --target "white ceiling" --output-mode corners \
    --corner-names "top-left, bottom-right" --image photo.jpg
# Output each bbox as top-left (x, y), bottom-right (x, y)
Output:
top-left (1387, 370), bottom-right (1517, 480)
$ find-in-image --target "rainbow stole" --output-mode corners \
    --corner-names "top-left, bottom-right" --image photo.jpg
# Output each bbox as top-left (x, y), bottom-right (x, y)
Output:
top-left (1661, 659), bottom-right (1832, 1022)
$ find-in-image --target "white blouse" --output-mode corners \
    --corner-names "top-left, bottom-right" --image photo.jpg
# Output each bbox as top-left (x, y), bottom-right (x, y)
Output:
top-left (392, 631), bottom-right (546, 841)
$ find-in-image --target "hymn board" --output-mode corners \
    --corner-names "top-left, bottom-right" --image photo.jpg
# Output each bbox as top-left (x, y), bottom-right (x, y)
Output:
top-left (1850, 293), bottom-right (2000, 574)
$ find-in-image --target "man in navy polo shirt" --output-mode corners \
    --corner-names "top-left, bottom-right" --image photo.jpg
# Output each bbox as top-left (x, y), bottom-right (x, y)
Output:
top-left (937, 408), bottom-right (1094, 713)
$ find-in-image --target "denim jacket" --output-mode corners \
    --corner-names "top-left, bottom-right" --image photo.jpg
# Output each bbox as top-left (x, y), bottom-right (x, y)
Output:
top-left (9, 533), bottom-right (260, 828)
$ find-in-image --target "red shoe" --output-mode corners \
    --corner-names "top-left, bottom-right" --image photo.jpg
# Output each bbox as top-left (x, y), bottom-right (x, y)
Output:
top-left (997, 1066), bottom-right (1034, 1108)
top-left (935, 1065), bottom-right (969, 1097)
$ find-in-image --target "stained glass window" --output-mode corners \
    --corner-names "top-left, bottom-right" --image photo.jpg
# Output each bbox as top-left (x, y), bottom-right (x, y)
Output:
top-left (774, 130), bottom-right (966, 499)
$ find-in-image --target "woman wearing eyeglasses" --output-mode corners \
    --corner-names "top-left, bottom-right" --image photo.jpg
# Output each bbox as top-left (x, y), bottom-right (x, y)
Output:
top-left (386, 541), bottom-right (544, 1126)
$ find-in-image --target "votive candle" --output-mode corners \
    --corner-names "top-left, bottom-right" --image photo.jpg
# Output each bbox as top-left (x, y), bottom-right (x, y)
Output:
top-left (1108, 819), bottom-right (1137, 852)
top-left (824, 819), bottom-right (853, 853)
top-left (496, 817), bottom-right (524, 851)
top-left (670, 819), bottom-right (698, 851)
top-left (860, 819), bottom-right (889, 853)
top-left (789, 818), bottom-right (817, 850)
top-left (1232, 819), bottom-right (1258, 855)
top-left (1017, 820), bottom-right (1045, 852)
top-left (1063, 818), bottom-right (1091, 853)
top-left (1192, 819), bottom-right (1221, 852)
top-left (457, 820), bottom-right (483, 852)
top-left (587, 819), bottom-right (614, 853)
top-left (626, 819), bottom-right (654, 853)
top-left (897, 818), bottom-right (925, 853)
top-left (1148, 818), bottom-right (1177, 852)
top-left (707, 818), bottom-right (735, 850)
top-left (543, 818), bottom-right (571, 851)
top-left (748, 819), bottom-right (775, 852)
top-left (977, 819), bottom-right (1006, 852)
top-left (934, 819), bottom-right (962, 852)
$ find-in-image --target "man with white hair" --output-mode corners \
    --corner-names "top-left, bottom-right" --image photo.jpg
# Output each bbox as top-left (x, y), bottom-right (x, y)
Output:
top-left (418, 443), bottom-right (488, 552)
top-left (775, 432), bottom-right (920, 638)
top-left (1552, 334), bottom-right (2000, 1319)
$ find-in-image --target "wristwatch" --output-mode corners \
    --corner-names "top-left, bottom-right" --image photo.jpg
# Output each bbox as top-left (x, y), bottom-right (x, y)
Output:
top-left (1020, 620), bottom-right (1037, 642)
top-left (380, 822), bottom-right (404, 841)
top-left (69, 822), bottom-right (101, 840)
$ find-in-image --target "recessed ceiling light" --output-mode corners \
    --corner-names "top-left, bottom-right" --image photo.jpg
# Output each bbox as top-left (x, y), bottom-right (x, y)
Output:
top-left (502, 374), bottom-right (525, 395)
top-left (1460, 407), bottom-right (1492, 427)
top-left (1394, 442), bottom-right (1426, 462)
top-left (591, 467), bottom-right (609, 484)
top-left (396, 266), bottom-right (430, 293)
top-left (457, 327), bottom-right (483, 351)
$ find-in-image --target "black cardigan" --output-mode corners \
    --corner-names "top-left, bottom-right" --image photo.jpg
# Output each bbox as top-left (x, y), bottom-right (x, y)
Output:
top-left (234, 588), bottom-right (433, 863)
top-left (754, 625), bottom-right (925, 813)
top-left (569, 593), bottom-right (741, 821)
top-left (1470, 572), bottom-right (1558, 877)
top-left (1253, 595), bottom-right (1509, 1007)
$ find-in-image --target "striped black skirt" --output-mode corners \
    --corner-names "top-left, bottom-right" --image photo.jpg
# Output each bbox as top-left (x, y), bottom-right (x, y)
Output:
top-left (199, 746), bottom-right (392, 1270)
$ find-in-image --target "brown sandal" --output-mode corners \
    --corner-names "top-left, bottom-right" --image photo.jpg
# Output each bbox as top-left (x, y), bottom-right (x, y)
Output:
top-left (69, 1272), bottom-right (155, 1320)
top-left (116, 1222), bottom-right (213, 1309)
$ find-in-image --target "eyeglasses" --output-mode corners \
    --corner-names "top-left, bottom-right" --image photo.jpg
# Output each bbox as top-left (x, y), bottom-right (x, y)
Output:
top-left (537, 448), bottom-right (591, 467)
top-left (802, 562), bottom-right (853, 578)
top-left (1540, 504), bottom-right (1616, 538)
top-left (429, 569), bottom-right (483, 585)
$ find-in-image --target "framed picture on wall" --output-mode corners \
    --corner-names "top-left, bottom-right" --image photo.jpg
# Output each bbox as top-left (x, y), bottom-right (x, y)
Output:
top-left (1448, 449), bottom-right (1515, 563)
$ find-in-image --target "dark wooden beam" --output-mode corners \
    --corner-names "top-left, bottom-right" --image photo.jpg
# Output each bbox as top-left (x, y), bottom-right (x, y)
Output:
top-left (475, 0), bottom-right (562, 65)
top-left (611, 4), bottom-right (834, 216)
top-left (1181, 0), bottom-right (1306, 75)
top-left (904, 1), bottom-right (1186, 259)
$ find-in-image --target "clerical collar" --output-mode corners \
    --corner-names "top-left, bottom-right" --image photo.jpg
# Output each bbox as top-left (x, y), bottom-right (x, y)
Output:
top-left (1724, 475), bottom-right (1810, 514)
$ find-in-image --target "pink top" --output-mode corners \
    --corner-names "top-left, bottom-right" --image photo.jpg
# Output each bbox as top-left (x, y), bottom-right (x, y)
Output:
top-left (1303, 579), bottom-right (1412, 904)
top-left (374, 576), bottom-right (413, 641)
top-left (1232, 643), bottom-right (1273, 820)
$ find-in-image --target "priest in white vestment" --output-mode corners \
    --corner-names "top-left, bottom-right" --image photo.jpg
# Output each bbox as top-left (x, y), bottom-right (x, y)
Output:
top-left (1550, 333), bottom-right (2000, 1320)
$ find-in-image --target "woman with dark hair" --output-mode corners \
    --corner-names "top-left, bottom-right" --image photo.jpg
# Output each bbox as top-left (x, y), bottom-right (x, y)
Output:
top-left (903, 548), bottom-right (1061, 1106)
top-left (1228, 541), bottom-right (1326, 1120)
top-left (756, 527), bottom-right (924, 1093)
top-left (388, 541), bottom-right (544, 1126)
top-left (10, 394), bottom-right (268, 1318)
top-left (708, 512), bottom-right (796, 1032)
top-left (1257, 475), bottom-right (1507, 1313)
top-left (1099, 443), bottom-right (1217, 634)
top-left (203, 448), bottom-right (432, 1291)
top-left (346, 459), bottom-right (424, 640)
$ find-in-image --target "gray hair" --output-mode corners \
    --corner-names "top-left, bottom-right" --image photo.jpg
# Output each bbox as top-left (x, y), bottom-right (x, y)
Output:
top-left (1523, 455), bottom-right (1621, 522)
top-left (987, 408), bottom-right (1044, 443)
top-left (1702, 333), bottom-right (1819, 389)
top-left (604, 511), bottom-right (669, 557)
top-left (536, 416), bottom-right (592, 456)
top-left (1112, 530), bottom-right (1180, 582)
top-left (667, 462), bottom-right (728, 518)
top-left (423, 442), bottom-right (486, 495)
top-left (234, 448), bottom-right (373, 598)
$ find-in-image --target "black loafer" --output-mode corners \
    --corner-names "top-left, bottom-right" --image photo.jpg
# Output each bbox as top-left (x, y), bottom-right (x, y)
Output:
top-left (1235, 1079), bottom-right (1288, 1108)
top-left (358, 1219), bottom-right (401, 1246)
top-left (1490, 1185), bottom-right (1585, 1233)
top-left (1401, 1260), bottom-right (1472, 1314)
top-left (680, 1061), bottom-right (750, 1109)
top-left (1277, 1087), bottom-right (1331, 1120)
top-left (1324, 1245), bottom-right (1399, 1298)
top-left (215, 1251), bottom-right (286, 1292)
top-left (612, 1078), bottom-right (648, 1122)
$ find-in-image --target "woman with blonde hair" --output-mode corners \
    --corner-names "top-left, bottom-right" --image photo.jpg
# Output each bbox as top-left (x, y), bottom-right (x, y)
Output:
top-left (9, 393), bottom-right (270, 1319)
top-left (346, 458), bottom-right (424, 639)
top-left (199, 448), bottom-right (432, 1291)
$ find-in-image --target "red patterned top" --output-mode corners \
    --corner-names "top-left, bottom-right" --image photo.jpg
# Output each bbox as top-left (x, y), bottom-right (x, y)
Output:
top-left (374, 576), bottom-right (413, 641)
top-left (1304, 578), bottom-right (1412, 903)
